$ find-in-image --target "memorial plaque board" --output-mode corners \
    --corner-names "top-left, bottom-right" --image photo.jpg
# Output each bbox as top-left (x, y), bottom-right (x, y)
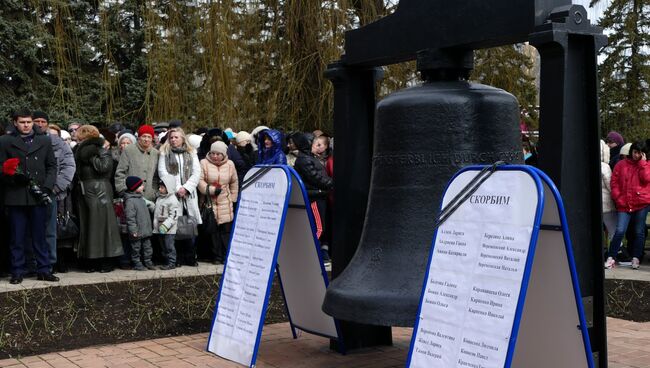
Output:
top-left (207, 166), bottom-right (341, 367)
top-left (407, 165), bottom-right (593, 368)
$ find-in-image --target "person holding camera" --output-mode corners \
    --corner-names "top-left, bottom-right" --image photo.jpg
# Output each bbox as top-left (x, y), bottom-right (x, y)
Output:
top-left (0, 110), bottom-right (58, 284)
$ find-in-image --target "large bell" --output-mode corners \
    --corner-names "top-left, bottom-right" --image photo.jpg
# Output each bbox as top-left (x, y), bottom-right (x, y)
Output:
top-left (322, 49), bottom-right (524, 327)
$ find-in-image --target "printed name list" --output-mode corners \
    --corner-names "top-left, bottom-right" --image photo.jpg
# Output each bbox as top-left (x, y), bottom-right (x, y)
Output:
top-left (410, 171), bottom-right (537, 368)
top-left (209, 169), bottom-right (288, 363)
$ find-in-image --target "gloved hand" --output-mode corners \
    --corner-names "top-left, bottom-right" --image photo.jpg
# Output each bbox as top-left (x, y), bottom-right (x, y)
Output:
top-left (28, 184), bottom-right (52, 205)
top-left (159, 224), bottom-right (169, 234)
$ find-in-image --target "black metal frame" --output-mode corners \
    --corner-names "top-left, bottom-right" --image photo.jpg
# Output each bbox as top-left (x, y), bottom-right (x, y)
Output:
top-left (326, 1), bottom-right (607, 366)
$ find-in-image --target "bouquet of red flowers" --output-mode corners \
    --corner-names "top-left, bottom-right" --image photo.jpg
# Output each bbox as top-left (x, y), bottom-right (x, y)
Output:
top-left (2, 158), bottom-right (52, 205)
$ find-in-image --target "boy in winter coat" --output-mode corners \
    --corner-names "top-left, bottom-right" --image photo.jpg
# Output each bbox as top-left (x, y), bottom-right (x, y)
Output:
top-left (154, 175), bottom-right (180, 270)
top-left (124, 176), bottom-right (155, 270)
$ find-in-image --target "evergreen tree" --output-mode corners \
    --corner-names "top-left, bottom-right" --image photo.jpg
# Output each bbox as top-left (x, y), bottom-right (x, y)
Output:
top-left (0, 1), bottom-right (541, 133)
top-left (40, 1), bottom-right (104, 126)
top-left (471, 45), bottom-right (539, 130)
top-left (0, 1), bottom-right (56, 125)
top-left (99, 0), bottom-right (148, 125)
top-left (595, 0), bottom-right (650, 141)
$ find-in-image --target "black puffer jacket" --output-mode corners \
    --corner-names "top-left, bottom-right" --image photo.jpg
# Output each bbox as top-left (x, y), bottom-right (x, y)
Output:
top-left (292, 133), bottom-right (333, 199)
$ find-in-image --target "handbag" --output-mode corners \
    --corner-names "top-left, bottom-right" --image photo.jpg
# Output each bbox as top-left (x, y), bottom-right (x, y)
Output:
top-left (176, 198), bottom-right (199, 240)
top-left (200, 184), bottom-right (219, 234)
top-left (57, 199), bottom-right (79, 240)
top-left (113, 198), bottom-right (128, 234)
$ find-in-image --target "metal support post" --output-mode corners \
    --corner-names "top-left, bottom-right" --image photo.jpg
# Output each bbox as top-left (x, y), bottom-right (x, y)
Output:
top-left (324, 60), bottom-right (392, 350)
top-left (530, 5), bottom-right (608, 367)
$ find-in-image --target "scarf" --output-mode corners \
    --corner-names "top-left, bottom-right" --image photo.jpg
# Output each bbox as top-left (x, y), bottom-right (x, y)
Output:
top-left (165, 146), bottom-right (193, 183)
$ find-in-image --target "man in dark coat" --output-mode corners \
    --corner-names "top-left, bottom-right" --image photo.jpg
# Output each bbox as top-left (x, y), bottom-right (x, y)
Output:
top-left (0, 110), bottom-right (58, 284)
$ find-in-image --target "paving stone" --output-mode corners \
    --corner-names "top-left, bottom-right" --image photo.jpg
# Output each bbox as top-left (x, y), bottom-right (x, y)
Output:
top-left (0, 359), bottom-right (22, 367)
top-left (5, 318), bottom-right (650, 367)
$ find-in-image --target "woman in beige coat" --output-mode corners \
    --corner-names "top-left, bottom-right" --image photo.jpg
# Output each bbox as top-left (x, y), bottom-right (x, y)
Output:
top-left (198, 141), bottom-right (238, 264)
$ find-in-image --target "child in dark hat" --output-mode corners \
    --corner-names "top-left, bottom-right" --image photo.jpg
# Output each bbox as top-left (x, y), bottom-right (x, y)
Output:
top-left (124, 176), bottom-right (155, 270)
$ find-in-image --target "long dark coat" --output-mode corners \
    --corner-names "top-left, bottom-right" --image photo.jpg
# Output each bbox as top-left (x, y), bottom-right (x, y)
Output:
top-left (74, 137), bottom-right (123, 259)
top-left (0, 131), bottom-right (56, 206)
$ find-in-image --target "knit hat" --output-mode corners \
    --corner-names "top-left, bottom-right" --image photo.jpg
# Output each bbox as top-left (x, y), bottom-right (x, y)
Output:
top-left (137, 125), bottom-right (155, 138)
top-left (126, 176), bottom-right (144, 191)
top-left (225, 130), bottom-right (236, 140)
top-left (210, 141), bottom-right (228, 156)
top-left (32, 111), bottom-right (49, 122)
top-left (118, 132), bottom-right (137, 145)
top-left (60, 130), bottom-right (71, 140)
top-left (620, 143), bottom-right (632, 156)
top-left (606, 131), bottom-right (624, 147)
top-left (235, 131), bottom-right (251, 144)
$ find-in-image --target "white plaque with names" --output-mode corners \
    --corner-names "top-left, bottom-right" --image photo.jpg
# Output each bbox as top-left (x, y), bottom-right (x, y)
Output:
top-left (409, 170), bottom-right (537, 368)
top-left (208, 168), bottom-right (288, 367)
top-left (408, 166), bottom-right (594, 368)
top-left (207, 166), bottom-right (342, 368)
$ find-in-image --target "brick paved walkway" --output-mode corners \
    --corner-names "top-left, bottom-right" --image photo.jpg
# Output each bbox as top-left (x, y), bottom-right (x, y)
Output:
top-left (608, 318), bottom-right (650, 368)
top-left (0, 318), bottom-right (647, 367)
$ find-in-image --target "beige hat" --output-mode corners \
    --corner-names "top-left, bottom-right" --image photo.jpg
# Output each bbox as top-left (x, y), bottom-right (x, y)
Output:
top-left (620, 143), bottom-right (632, 156)
top-left (236, 131), bottom-right (252, 144)
top-left (210, 141), bottom-right (229, 156)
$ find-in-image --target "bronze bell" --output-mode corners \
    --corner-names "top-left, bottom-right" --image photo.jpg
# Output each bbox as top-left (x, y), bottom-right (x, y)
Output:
top-left (322, 48), bottom-right (524, 327)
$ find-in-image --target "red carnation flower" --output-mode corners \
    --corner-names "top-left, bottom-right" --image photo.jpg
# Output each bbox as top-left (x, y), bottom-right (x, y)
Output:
top-left (2, 158), bottom-right (20, 176)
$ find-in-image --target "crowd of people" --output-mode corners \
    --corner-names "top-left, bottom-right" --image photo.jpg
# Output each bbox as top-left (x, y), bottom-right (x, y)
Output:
top-left (520, 131), bottom-right (650, 270)
top-left (601, 132), bottom-right (650, 270)
top-left (0, 110), bottom-right (334, 284)
top-left (1, 109), bottom-right (646, 285)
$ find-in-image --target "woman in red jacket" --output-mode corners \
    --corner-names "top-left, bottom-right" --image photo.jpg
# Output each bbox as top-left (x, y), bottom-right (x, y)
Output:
top-left (605, 142), bottom-right (650, 269)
